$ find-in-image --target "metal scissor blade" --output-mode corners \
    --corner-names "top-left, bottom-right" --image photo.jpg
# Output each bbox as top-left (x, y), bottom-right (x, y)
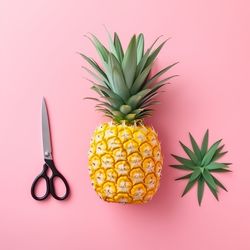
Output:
top-left (42, 97), bottom-right (53, 160)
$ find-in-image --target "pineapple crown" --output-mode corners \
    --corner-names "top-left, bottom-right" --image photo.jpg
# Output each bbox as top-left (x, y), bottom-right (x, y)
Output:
top-left (170, 130), bottom-right (232, 205)
top-left (80, 32), bottom-right (178, 124)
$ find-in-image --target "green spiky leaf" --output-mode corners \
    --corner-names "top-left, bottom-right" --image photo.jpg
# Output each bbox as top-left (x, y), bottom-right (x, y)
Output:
top-left (189, 168), bottom-right (201, 182)
top-left (197, 177), bottom-right (205, 206)
top-left (202, 168), bottom-right (217, 191)
top-left (170, 164), bottom-right (195, 171)
top-left (171, 154), bottom-right (196, 168)
top-left (179, 141), bottom-right (199, 164)
top-left (130, 64), bottom-right (152, 94)
top-left (206, 162), bottom-right (228, 170)
top-left (122, 35), bottom-right (137, 88)
top-left (175, 173), bottom-right (192, 180)
top-left (205, 179), bottom-right (219, 200)
top-left (201, 129), bottom-right (209, 157)
top-left (86, 33), bottom-right (109, 63)
top-left (201, 139), bottom-right (222, 166)
top-left (182, 179), bottom-right (196, 197)
top-left (144, 38), bottom-right (169, 69)
top-left (82, 66), bottom-right (109, 87)
top-left (212, 176), bottom-right (228, 192)
top-left (189, 132), bottom-right (202, 161)
top-left (135, 35), bottom-right (162, 77)
top-left (145, 62), bottom-right (179, 86)
top-left (114, 32), bottom-right (124, 62)
top-left (104, 28), bottom-right (120, 62)
top-left (210, 168), bottom-right (232, 173)
top-left (136, 33), bottom-right (144, 64)
top-left (112, 67), bottom-right (130, 101)
top-left (79, 53), bottom-right (108, 80)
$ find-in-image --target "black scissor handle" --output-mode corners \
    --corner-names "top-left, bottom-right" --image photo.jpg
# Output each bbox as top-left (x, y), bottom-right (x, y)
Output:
top-left (31, 164), bottom-right (50, 201)
top-left (49, 172), bottom-right (70, 200)
top-left (45, 159), bottom-right (70, 201)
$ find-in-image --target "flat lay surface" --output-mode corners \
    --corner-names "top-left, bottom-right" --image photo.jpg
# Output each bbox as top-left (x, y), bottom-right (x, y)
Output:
top-left (1, 0), bottom-right (250, 249)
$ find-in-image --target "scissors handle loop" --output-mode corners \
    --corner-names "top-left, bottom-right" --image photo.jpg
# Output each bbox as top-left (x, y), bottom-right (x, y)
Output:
top-left (44, 159), bottom-right (70, 200)
top-left (31, 164), bottom-right (50, 201)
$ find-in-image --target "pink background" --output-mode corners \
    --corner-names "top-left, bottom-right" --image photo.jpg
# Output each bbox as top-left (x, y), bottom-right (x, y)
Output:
top-left (1, 0), bottom-right (250, 249)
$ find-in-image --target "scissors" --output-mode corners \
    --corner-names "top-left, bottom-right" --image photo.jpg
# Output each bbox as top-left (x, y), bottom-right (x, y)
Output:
top-left (31, 97), bottom-right (70, 201)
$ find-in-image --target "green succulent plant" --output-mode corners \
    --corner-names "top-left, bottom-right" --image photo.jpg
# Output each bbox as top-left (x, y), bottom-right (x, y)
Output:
top-left (170, 130), bottom-right (232, 205)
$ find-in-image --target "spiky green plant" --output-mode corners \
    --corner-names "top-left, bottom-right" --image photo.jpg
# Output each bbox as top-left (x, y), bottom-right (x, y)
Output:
top-left (79, 32), bottom-right (178, 124)
top-left (170, 130), bottom-right (231, 205)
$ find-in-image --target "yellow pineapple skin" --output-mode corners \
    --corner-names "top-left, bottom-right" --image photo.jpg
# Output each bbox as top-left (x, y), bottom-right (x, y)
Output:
top-left (88, 122), bottom-right (163, 204)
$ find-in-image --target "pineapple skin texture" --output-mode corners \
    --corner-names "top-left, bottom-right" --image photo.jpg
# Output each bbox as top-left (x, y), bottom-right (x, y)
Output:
top-left (88, 122), bottom-right (163, 204)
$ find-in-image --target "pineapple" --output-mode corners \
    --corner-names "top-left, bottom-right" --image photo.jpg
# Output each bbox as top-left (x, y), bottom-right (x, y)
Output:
top-left (81, 32), bottom-right (178, 204)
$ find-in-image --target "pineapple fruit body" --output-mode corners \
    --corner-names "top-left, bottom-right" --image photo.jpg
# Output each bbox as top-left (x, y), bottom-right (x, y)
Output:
top-left (81, 32), bottom-right (177, 204)
top-left (88, 122), bottom-right (163, 204)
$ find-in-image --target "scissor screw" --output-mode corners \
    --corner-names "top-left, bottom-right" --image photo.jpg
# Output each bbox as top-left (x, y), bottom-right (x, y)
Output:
top-left (45, 151), bottom-right (50, 157)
